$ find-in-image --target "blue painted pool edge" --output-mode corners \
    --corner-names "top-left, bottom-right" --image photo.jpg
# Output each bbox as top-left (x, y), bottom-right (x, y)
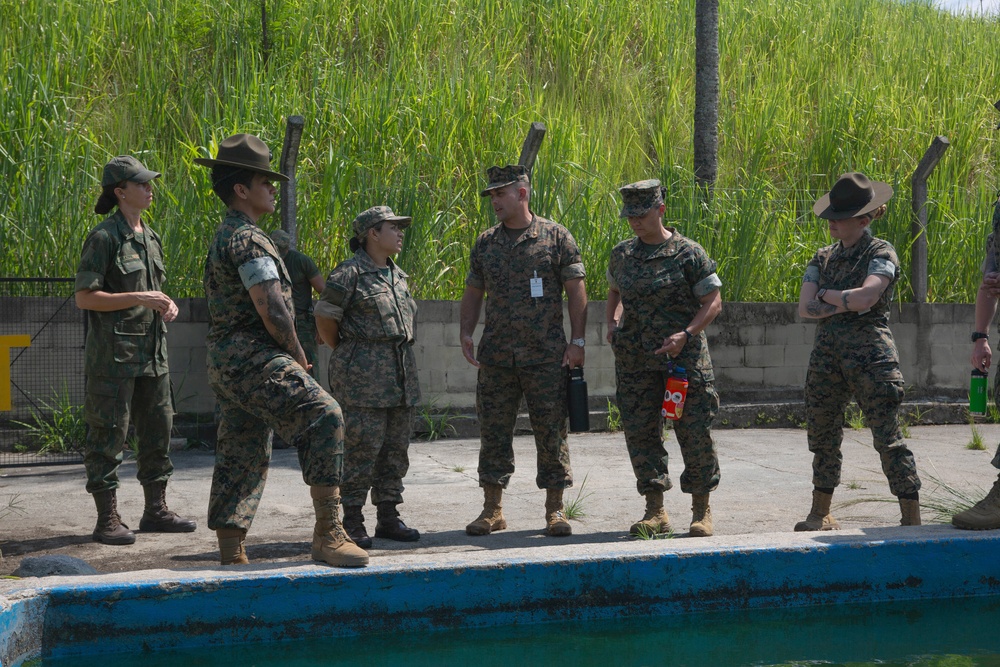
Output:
top-left (2, 527), bottom-right (999, 666)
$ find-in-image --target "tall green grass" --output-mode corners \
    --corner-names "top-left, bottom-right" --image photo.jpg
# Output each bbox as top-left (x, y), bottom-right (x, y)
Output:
top-left (1, 0), bottom-right (998, 301)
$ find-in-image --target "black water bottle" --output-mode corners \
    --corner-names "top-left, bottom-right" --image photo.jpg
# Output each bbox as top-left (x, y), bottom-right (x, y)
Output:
top-left (567, 367), bottom-right (590, 432)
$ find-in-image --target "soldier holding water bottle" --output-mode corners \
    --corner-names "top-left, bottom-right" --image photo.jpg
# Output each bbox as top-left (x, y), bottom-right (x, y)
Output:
top-left (606, 179), bottom-right (723, 538)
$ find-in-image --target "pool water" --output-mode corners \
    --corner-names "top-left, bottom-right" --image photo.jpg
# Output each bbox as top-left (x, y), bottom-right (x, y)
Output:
top-left (35, 595), bottom-right (1000, 667)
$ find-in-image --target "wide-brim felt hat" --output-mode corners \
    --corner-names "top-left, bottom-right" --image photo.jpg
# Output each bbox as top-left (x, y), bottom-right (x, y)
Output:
top-left (193, 133), bottom-right (289, 182)
top-left (813, 172), bottom-right (893, 220)
top-left (479, 164), bottom-right (530, 197)
top-left (353, 205), bottom-right (412, 239)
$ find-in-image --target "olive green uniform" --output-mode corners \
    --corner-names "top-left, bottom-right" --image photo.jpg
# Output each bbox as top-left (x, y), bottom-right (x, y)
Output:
top-left (466, 213), bottom-right (585, 490)
top-left (75, 210), bottom-right (174, 494)
top-left (282, 248), bottom-right (322, 380)
top-left (204, 209), bottom-right (346, 533)
top-left (607, 230), bottom-right (722, 496)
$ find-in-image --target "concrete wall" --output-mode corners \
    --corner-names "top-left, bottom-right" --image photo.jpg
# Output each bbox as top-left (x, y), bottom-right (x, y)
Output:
top-left (2, 298), bottom-right (979, 417)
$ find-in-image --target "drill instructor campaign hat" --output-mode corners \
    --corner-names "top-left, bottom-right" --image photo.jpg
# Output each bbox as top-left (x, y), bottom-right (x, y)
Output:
top-left (618, 179), bottom-right (666, 218)
top-left (193, 133), bottom-right (289, 183)
top-left (352, 206), bottom-right (412, 240)
top-left (101, 156), bottom-right (160, 187)
top-left (812, 172), bottom-right (893, 220)
top-left (480, 164), bottom-right (530, 197)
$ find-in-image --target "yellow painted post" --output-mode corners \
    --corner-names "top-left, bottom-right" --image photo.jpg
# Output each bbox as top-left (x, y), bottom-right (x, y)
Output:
top-left (0, 335), bottom-right (31, 411)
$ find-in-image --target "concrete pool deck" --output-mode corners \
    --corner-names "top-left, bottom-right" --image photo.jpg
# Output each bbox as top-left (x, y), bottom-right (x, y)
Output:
top-left (2, 424), bottom-right (999, 576)
top-left (2, 425), bottom-right (1000, 664)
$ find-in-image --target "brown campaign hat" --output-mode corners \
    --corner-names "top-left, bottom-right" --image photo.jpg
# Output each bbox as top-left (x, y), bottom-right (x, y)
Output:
top-left (193, 134), bottom-right (289, 182)
top-left (353, 205), bottom-right (412, 240)
top-left (101, 156), bottom-right (160, 187)
top-left (812, 172), bottom-right (893, 220)
top-left (479, 164), bottom-right (530, 197)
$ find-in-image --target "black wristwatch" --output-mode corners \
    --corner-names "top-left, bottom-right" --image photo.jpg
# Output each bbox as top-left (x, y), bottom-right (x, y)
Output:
top-left (971, 332), bottom-right (990, 343)
top-left (816, 288), bottom-right (827, 301)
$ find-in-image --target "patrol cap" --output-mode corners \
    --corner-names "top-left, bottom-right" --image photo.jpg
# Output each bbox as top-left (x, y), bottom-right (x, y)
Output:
top-left (812, 172), bottom-right (893, 220)
top-left (353, 205), bottom-right (412, 240)
top-left (618, 179), bottom-right (665, 218)
top-left (269, 229), bottom-right (291, 253)
top-left (480, 164), bottom-right (530, 197)
top-left (101, 156), bottom-right (160, 187)
top-left (193, 133), bottom-right (289, 183)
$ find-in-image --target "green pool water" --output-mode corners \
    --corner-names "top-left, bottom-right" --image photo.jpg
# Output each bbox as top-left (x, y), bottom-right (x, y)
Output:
top-left (36, 595), bottom-right (1000, 667)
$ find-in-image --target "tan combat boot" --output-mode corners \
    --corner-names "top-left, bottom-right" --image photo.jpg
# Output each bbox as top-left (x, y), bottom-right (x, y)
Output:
top-left (952, 477), bottom-right (1000, 530)
top-left (311, 486), bottom-right (369, 568)
top-left (794, 489), bottom-right (841, 531)
top-left (689, 493), bottom-right (713, 537)
top-left (544, 488), bottom-right (572, 537)
top-left (629, 490), bottom-right (672, 537)
top-left (217, 528), bottom-right (249, 565)
top-left (899, 497), bottom-right (921, 526)
top-left (466, 483), bottom-right (506, 536)
top-left (92, 489), bottom-right (136, 545)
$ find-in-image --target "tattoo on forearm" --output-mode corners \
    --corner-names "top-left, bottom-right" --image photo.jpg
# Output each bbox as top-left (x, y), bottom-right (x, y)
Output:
top-left (263, 283), bottom-right (299, 353)
top-left (806, 299), bottom-right (838, 317)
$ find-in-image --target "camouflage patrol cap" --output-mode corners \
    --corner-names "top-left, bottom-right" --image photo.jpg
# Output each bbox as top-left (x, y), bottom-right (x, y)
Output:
top-left (269, 229), bottom-right (291, 254)
top-left (101, 156), bottom-right (160, 187)
top-left (618, 179), bottom-right (665, 218)
top-left (480, 164), bottom-right (530, 197)
top-left (353, 205), bottom-right (412, 240)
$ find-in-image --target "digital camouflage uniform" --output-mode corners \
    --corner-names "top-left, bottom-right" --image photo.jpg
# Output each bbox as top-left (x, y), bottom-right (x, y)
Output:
top-left (282, 247), bottom-right (322, 381)
top-left (608, 229), bottom-right (722, 496)
top-left (467, 213), bottom-right (585, 490)
top-left (803, 229), bottom-right (920, 496)
top-left (204, 208), bottom-right (345, 533)
top-left (982, 192), bottom-right (1000, 471)
top-left (315, 248), bottom-right (420, 508)
top-left (76, 209), bottom-right (174, 494)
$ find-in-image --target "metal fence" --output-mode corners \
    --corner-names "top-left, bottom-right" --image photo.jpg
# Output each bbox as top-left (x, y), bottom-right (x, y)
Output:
top-left (0, 279), bottom-right (85, 467)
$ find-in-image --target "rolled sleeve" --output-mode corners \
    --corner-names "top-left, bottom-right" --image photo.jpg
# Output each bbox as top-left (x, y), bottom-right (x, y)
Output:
top-left (75, 271), bottom-right (104, 292)
top-left (802, 265), bottom-right (820, 284)
top-left (693, 272), bottom-right (722, 298)
top-left (983, 233), bottom-right (997, 275)
top-left (606, 267), bottom-right (618, 291)
top-left (313, 300), bottom-right (344, 321)
top-left (238, 256), bottom-right (280, 289)
top-left (560, 261), bottom-right (586, 283)
top-left (868, 257), bottom-right (896, 279)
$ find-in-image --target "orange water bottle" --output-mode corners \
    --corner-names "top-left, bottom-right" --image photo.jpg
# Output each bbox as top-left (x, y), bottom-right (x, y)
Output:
top-left (662, 365), bottom-right (688, 421)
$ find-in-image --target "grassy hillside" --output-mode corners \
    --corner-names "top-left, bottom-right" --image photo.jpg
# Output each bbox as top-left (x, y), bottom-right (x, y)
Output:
top-left (1, 0), bottom-right (998, 301)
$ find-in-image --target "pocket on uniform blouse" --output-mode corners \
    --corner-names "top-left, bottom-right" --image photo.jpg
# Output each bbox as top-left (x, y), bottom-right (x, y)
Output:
top-left (358, 288), bottom-right (402, 338)
top-left (113, 320), bottom-right (150, 364)
top-left (115, 254), bottom-right (146, 291)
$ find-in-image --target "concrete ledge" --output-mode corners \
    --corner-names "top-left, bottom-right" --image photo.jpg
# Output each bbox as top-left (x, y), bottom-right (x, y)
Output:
top-left (2, 527), bottom-right (998, 665)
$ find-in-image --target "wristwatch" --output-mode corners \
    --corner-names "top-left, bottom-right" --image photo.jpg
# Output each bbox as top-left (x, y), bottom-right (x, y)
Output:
top-left (971, 332), bottom-right (990, 343)
top-left (570, 338), bottom-right (586, 348)
top-left (816, 288), bottom-right (827, 301)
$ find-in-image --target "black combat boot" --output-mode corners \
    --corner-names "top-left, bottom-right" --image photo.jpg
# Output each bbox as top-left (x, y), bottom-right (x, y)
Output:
top-left (342, 504), bottom-right (373, 549)
top-left (139, 481), bottom-right (197, 532)
top-left (374, 502), bottom-right (420, 542)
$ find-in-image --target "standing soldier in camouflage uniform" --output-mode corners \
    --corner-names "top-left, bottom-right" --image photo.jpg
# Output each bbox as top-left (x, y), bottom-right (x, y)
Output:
top-left (460, 164), bottom-right (588, 538)
top-left (75, 155), bottom-right (197, 545)
top-left (796, 172), bottom-right (921, 530)
top-left (606, 180), bottom-right (723, 538)
top-left (269, 229), bottom-right (325, 381)
top-left (315, 206), bottom-right (421, 548)
top-left (954, 188), bottom-right (1000, 530)
top-left (197, 134), bottom-right (367, 568)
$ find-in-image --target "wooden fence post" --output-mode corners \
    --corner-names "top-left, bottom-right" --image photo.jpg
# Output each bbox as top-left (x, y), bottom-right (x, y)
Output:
top-left (910, 136), bottom-right (950, 303)
top-left (279, 115), bottom-right (305, 248)
top-left (517, 122), bottom-right (546, 172)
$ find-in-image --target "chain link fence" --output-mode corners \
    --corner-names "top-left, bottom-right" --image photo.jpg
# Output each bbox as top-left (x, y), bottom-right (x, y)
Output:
top-left (0, 279), bottom-right (85, 467)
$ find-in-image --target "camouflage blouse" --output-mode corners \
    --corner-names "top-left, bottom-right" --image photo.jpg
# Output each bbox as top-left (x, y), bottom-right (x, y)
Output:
top-left (75, 210), bottom-right (169, 378)
top-left (466, 214), bottom-right (586, 367)
top-left (316, 249), bottom-right (420, 408)
top-left (607, 229), bottom-right (720, 377)
top-left (203, 208), bottom-right (293, 378)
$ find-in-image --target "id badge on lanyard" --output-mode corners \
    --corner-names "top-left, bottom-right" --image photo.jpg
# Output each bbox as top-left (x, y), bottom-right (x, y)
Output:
top-left (530, 270), bottom-right (543, 298)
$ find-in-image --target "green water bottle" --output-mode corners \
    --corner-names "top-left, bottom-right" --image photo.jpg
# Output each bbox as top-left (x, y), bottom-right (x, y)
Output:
top-left (970, 368), bottom-right (989, 416)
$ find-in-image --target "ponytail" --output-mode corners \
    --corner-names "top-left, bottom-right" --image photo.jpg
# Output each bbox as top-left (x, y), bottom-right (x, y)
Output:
top-left (94, 183), bottom-right (120, 215)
